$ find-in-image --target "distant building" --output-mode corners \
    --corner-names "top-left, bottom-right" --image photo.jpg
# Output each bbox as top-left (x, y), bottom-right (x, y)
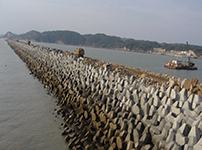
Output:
top-left (153, 48), bottom-right (166, 54)
top-left (178, 51), bottom-right (197, 58)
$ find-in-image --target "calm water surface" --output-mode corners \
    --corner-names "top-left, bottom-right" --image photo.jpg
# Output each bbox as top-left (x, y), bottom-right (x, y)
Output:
top-left (34, 42), bottom-right (202, 83)
top-left (0, 39), bottom-right (68, 150)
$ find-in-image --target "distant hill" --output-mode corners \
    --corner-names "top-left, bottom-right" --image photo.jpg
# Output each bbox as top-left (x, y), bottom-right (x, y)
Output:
top-left (4, 30), bottom-right (202, 57)
top-left (35, 30), bottom-right (85, 45)
top-left (3, 30), bottom-right (40, 40)
top-left (3, 31), bottom-right (17, 39)
top-left (17, 30), bottom-right (41, 40)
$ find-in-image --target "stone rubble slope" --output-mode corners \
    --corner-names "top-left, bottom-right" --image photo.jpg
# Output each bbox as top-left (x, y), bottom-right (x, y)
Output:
top-left (8, 39), bottom-right (202, 150)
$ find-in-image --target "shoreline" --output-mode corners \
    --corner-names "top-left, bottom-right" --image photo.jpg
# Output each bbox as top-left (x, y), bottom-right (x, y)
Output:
top-left (32, 40), bottom-right (202, 59)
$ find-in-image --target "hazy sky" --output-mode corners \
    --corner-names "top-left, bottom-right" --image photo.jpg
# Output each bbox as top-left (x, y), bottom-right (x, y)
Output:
top-left (1, 0), bottom-right (202, 45)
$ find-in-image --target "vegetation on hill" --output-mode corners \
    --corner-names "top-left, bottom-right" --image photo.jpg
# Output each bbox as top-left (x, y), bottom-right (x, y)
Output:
top-left (18, 30), bottom-right (41, 40)
top-left (84, 34), bottom-right (124, 48)
top-left (35, 30), bottom-right (85, 45)
top-left (3, 30), bottom-right (202, 57)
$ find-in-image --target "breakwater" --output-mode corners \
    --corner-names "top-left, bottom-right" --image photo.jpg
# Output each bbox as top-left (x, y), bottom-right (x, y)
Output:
top-left (7, 39), bottom-right (202, 150)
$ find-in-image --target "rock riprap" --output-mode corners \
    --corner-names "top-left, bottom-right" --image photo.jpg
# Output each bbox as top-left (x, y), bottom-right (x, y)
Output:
top-left (7, 39), bottom-right (202, 150)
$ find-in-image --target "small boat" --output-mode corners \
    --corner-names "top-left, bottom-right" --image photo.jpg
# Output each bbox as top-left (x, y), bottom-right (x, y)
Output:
top-left (164, 42), bottom-right (197, 70)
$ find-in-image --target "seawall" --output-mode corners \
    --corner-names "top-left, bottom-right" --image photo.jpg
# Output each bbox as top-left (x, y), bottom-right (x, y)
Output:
top-left (7, 39), bottom-right (202, 150)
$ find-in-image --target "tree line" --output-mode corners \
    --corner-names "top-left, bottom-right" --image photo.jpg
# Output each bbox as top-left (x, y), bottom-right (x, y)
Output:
top-left (4, 30), bottom-right (202, 57)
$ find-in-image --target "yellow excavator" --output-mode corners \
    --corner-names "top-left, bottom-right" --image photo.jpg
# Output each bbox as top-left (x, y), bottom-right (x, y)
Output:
top-left (74, 48), bottom-right (85, 57)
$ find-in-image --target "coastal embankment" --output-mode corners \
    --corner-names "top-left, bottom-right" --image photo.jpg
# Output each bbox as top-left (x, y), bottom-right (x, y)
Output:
top-left (7, 39), bottom-right (202, 149)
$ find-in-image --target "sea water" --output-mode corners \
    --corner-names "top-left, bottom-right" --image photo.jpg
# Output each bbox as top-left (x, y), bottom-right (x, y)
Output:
top-left (0, 39), bottom-right (69, 150)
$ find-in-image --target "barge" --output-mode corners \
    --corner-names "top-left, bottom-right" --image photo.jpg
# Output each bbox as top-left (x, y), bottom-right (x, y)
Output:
top-left (164, 42), bottom-right (197, 70)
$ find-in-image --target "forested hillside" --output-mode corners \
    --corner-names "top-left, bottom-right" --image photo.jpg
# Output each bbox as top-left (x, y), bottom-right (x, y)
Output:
top-left (3, 30), bottom-right (202, 57)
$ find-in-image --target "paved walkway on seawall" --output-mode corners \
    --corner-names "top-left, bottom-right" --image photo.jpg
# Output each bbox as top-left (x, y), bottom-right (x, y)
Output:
top-left (8, 39), bottom-right (202, 150)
